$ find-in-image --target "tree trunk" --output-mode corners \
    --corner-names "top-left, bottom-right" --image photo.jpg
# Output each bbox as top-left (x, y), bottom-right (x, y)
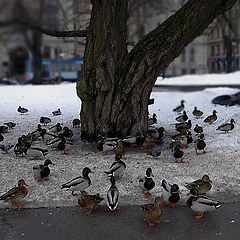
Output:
top-left (77, 0), bottom-right (237, 141)
top-left (224, 36), bottom-right (233, 73)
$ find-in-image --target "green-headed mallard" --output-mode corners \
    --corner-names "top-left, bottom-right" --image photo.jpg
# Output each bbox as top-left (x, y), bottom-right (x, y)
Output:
top-left (105, 155), bottom-right (126, 180)
top-left (106, 175), bottom-right (119, 211)
top-left (161, 180), bottom-right (180, 208)
top-left (204, 110), bottom-right (217, 124)
top-left (61, 167), bottom-right (93, 196)
top-left (0, 179), bottom-right (28, 210)
top-left (33, 159), bottom-right (54, 181)
top-left (187, 187), bottom-right (220, 219)
top-left (216, 118), bottom-right (235, 133)
top-left (174, 144), bottom-right (184, 163)
top-left (173, 100), bottom-right (185, 113)
top-left (78, 191), bottom-right (104, 215)
top-left (185, 175), bottom-right (212, 195)
top-left (139, 168), bottom-right (155, 198)
top-left (140, 196), bottom-right (164, 227)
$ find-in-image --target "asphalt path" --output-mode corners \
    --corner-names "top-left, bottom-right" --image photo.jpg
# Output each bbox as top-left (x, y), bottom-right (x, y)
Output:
top-left (0, 203), bottom-right (240, 240)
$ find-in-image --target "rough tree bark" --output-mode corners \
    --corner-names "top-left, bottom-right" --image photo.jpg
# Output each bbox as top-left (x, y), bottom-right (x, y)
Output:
top-left (77, 0), bottom-right (237, 141)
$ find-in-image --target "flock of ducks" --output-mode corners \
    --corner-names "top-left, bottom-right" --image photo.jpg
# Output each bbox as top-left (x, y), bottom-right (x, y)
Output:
top-left (0, 100), bottom-right (235, 227)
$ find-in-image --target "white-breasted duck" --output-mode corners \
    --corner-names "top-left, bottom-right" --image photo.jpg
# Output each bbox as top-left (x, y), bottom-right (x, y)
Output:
top-left (161, 180), bottom-right (180, 208)
top-left (26, 147), bottom-right (48, 160)
top-left (173, 100), bottom-right (185, 113)
top-left (17, 106), bottom-right (28, 114)
top-left (216, 118), bottom-right (235, 133)
top-left (97, 139), bottom-right (117, 154)
top-left (61, 167), bottom-right (93, 196)
top-left (185, 175), bottom-right (212, 195)
top-left (52, 108), bottom-right (61, 116)
top-left (175, 111), bottom-right (188, 123)
top-left (195, 134), bottom-right (206, 154)
top-left (139, 168), bottom-right (155, 198)
top-left (0, 179), bottom-right (28, 210)
top-left (186, 187), bottom-right (220, 219)
top-left (33, 159), bottom-right (54, 181)
top-left (192, 106), bottom-right (203, 118)
top-left (106, 175), bottom-right (119, 211)
top-left (204, 110), bottom-right (217, 124)
top-left (105, 155), bottom-right (126, 180)
top-left (40, 117), bottom-right (51, 126)
top-left (148, 113), bottom-right (157, 126)
top-left (174, 144), bottom-right (184, 163)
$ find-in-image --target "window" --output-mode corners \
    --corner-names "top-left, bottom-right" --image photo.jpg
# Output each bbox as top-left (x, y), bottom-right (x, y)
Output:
top-left (43, 46), bottom-right (51, 59)
top-left (190, 69), bottom-right (196, 74)
top-left (181, 69), bottom-right (187, 75)
top-left (217, 45), bottom-right (220, 55)
top-left (181, 49), bottom-right (186, 62)
top-left (211, 46), bottom-right (215, 56)
top-left (190, 48), bottom-right (195, 62)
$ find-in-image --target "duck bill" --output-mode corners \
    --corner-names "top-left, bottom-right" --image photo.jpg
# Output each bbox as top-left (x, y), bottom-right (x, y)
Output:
top-left (150, 172), bottom-right (154, 177)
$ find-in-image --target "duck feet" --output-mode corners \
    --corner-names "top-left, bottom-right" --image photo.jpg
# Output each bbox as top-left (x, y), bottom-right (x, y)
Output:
top-left (169, 203), bottom-right (177, 209)
top-left (143, 191), bottom-right (151, 198)
top-left (195, 212), bottom-right (205, 219)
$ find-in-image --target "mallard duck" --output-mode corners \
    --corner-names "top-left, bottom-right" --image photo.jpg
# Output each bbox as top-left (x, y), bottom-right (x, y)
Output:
top-left (4, 122), bottom-right (16, 129)
top-left (33, 159), bottom-right (54, 181)
top-left (106, 175), bottom-right (119, 211)
top-left (147, 127), bottom-right (165, 141)
top-left (187, 187), bottom-right (220, 219)
top-left (57, 138), bottom-right (73, 155)
top-left (114, 140), bottom-right (126, 156)
top-left (0, 125), bottom-right (8, 133)
top-left (62, 126), bottom-right (73, 139)
top-left (46, 134), bottom-right (65, 148)
top-left (26, 147), bottom-right (48, 160)
top-left (195, 134), bottom-right (206, 154)
top-left (185, 175), bottom-right (212, 195)
top-left (174, 144), bottom-right (184, 163)
top-left (204, 110), bottom-right (217, 124)
top-left (72, 118), bottom-right (81, 128)
top-left (40, 117), bottom-right (51, 126)
top-left (139, 168), bottom-right (155, 198)
top-left (175, 111), bottom-right (188, 123)
top-left (175, 120), bottom-right (192, 134)
top-left (52, 108), bottom-right (61, 116)
top-left (192, 107), bottom-right (203, 118)
top-left (216, 119), bottom-right (235, 133)
top-left (97, 139), bottom-right (117, 154)
top-left (61, 167), bottom-right (93, 196)
top-left (105, 155), bottom-right (126, 180)
top-left (161, 180), bottom-right (180, 208)
top-left (173, 100), bottom-right (185, 113)
top-left (140, 196), bottom-right (164, 227)
top-left (0, 179), bottom-right (28, 210)
top-left (17, 106), bottom-right (28, 114)
top-left (49, 123), bottom-right (62, 134)
top-left (78, 191), bottom-right (104, 215)
top-left (148, 113), bottom-right (157, 126)
top-left (143, 138), bottom-right (156, 153)
top-left (0, 144), bottom-right (14, 153)
top-left (194, 124), bottom-right (203, 135)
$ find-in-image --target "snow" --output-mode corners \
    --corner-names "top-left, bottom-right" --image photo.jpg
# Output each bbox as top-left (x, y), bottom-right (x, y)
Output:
top-left (156, 71), bottom-right (240, 86)
top-left (0, 76), bottom-right (240, 209)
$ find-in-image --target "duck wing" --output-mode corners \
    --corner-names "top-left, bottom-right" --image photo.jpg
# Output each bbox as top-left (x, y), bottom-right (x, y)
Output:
top-left (61, 176), bottom-right (84, 189)
top-left (0, 187), bottom-right (19, 200)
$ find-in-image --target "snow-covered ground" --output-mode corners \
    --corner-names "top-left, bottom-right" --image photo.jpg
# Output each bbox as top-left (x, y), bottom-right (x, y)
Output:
top-left (0, 75), bottom-right (240, 209)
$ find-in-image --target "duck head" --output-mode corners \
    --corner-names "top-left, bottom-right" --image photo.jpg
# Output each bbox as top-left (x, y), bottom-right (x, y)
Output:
top-left (171, 184), bottom-right (180, 194)
top-left (44, 159), bottom-right (54, 166)
top-left (82, 167), bottom-right (93, 177)
top-left (146, 168), bottom-right (154, 177)
top-left (18, 179), bottom-right (29, 187)
top-left (202, 175), bottom-right (212, 183)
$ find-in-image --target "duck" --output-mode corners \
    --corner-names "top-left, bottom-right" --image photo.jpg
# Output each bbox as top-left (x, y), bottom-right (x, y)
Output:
top-left (192, 107), bottom-right (203, 118)
top-left (148, 113), bottom-right (157, 126)
top-left (17, 106), bottom-right (28, 114)
top-left (185, 175), bottom-right (212, 195)
top-left (204, 110), bottom-right (218, 124)
top-left (106, 175), bottom-right (119, 211)
top-left (174, 144), bottom-right (184, 163)
top-left (173, 100), bottom-right (185, 113)
top-left (147, 147), bottom-right (161, 158)
top-left (46, 134), bottom-right (65, 148)
top-left (216, 119), bottom-right (235, 133)
top-left (52, 108), bottom-right (61, 116)
top-left (140, 196), bottom-right (164, 227)
top-left (78, 191), bottom-right (104, 215)
top-left (49, 123), bottom-right (62, 134)
top-left (194, 124), bottom-right (203, 135)
top-left (0, 144), bottom-right (14, 153)
top-left (0, 133), bottom-right (4, 142)
top-left (175, 111), bottom-right (188, 123)
top-left (187, 187), bottom-right (220, 219)
top-left (122, 135), bottom-right (137, 147)
top-left (72, 118), bottom-right (81, 128)
top-left (104, 155), bottom-right (126, 180)
top-left (161, 180), bottom-right (180, 208)
top-left (57, 138), bottom-right (73, 155)
top-left (0, 125), bottom-right (9, 133)
top-left (61, 167), bottom-right (93, 196)
top-left (143, 138), bottom-right (156, 153)
top-left (26, 147), bottom-right (48, 160)
top-left (0, 179), bottom-right (28, 210)
top-left (114, 140), bottom-right (126, 157)
top-left (195, 134), bottom-right (206, 154)
top-left (139, 168), bottom-right (155, 198)
top-left (175, 120), bottom-right (192, 134)
top-left (4, 122), bottom-right (16, 129)
top-left (40, 117), bottom-right (51, 126)
top-left (147, 127), bottom-right (165, 141)
top-left (62, 126), bottom-right (73, 139)
top-left (33, 159), bottom-right (54, 181)
top-left (97, 139), bottom-right (117, 154)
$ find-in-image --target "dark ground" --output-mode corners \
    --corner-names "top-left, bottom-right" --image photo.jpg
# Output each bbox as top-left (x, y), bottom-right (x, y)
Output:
top-left (1, 203), bottom-right (240, 240)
